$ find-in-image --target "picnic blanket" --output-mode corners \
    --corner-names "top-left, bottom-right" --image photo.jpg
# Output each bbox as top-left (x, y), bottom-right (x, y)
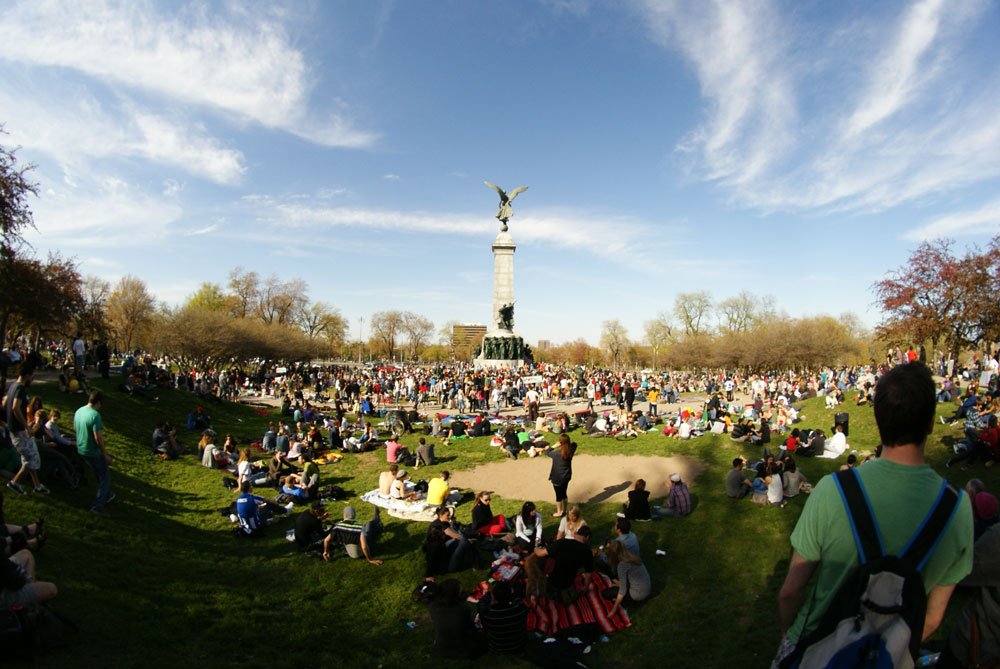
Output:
top-left (470, 555), bottom-right (631, 636)
top-left (359, 489), bottom-right (463, 521)
top-left (527, 571), bottom-right (631, 636)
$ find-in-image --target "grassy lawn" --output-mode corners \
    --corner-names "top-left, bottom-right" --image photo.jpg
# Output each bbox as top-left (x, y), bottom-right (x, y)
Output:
top-left (11, 379), bottom-right (997, 668)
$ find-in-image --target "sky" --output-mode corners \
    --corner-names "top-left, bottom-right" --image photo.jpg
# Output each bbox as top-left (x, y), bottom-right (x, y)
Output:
top-left (1, 0), bottom-right (998, 346)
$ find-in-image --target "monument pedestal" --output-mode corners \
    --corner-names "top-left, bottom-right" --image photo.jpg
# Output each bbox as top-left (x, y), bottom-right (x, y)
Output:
top-left (474, 330), bottom-right (529, 369)
top-left (473, 224), bottom-right (532, 368)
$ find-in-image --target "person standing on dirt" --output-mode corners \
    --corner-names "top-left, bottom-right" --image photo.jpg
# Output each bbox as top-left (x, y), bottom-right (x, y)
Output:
top-left (547, 434), bottom-right (577, 518)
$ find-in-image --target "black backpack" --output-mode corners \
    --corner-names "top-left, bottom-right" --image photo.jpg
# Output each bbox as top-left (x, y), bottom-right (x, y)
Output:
top-left (785, 468), bottom-right (961, 669)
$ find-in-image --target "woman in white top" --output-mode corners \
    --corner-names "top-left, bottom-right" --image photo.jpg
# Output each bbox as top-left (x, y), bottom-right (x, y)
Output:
top-left (556, 506), bottom-right (587, 541)
top-left (514, 501), bottom-right (542, 552)
top-left (766, 464), bottom-right (786, 507)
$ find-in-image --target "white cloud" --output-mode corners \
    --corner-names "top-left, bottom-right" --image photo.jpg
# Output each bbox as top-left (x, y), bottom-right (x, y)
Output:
top-left (382, 174), bottom-right (400, 181)
top-left (26, 169), bottom-right (183, 248)
top-left (185, 224), bottom-right (219, 236)
top-left (162, 179), bottom-right (183, 198)
top-left (0, 80), bottom-right (246, 185)
top-left (641, 0), bottom-right (796, 186)
top-left (639, 0), bottom-right (1000, 216)
top-left (267, 202), bottom-right (655, 256)
top-left (844, 0), bottom-right (948, 137)
top-left (905, 198), bottom-right (1000, 240)
top-left (0, 0), bottom-right (376, 148)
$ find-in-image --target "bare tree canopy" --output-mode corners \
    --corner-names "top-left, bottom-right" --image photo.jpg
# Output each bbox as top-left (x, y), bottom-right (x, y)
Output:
top-left (673, 291), bottom-right (713, 336)
top-left (600, 319), bottom-right (629, 370)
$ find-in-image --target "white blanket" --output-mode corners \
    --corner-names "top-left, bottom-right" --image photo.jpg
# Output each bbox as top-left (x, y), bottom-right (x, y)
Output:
top-left (360, 488), bottom-right (464, 522)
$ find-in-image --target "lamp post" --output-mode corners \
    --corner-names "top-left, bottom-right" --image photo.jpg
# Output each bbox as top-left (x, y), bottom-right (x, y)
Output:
top-left (357, 317), bottom-right (364, 365)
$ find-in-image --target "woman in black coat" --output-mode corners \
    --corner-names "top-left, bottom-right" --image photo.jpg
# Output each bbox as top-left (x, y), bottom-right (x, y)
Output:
top-left (547, 434), bottom-right (577, 518)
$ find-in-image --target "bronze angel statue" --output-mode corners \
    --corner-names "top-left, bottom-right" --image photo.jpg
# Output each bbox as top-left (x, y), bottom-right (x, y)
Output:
top-left (484, 181), bottom-right (528, 231)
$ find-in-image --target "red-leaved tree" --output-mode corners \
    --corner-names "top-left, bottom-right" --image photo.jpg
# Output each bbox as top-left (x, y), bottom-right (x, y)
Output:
top-left (873, 235), bottom-right (999, 360)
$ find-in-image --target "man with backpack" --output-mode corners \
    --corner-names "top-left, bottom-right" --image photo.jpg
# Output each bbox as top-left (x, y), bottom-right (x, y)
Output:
top-left (773, 363), bottom-right (974, 668)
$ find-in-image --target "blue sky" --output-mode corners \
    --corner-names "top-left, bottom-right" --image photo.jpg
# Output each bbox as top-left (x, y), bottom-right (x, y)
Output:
top-left (1, 0), bottom-right (998, 345)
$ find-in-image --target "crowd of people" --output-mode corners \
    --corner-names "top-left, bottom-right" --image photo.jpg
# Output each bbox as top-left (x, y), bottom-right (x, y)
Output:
top-left (2, 335), bottom-right (999, 665)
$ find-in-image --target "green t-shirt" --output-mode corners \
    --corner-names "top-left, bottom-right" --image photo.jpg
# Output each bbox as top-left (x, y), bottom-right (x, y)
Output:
top-left (787, 458), bottom-right (973, 643)
top-left (74, 405), bottom-right (104, 458)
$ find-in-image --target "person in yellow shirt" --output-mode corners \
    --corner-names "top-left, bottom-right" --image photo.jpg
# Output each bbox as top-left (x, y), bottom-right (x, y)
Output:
top-left (427, 470), bottom-right (451, 506)
top-left (646, 388), bottom-right (659, 417)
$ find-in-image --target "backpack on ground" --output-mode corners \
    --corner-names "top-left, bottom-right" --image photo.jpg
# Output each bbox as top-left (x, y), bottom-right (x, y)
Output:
top-left (785, 468), bottom-right (961, 669)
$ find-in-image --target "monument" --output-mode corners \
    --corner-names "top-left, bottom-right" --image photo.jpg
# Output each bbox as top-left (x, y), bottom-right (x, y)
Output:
top-left (475, 182), bottom-right (533, 368)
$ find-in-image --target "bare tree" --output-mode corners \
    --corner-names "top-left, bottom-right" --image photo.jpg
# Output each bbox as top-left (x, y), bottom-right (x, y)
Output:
top-left (600, 319), bottom-right (629, 370)
top-left (673, 291), bottom-right (713, 336)
top-left (107, 275), bottom-right (155, 352)
top-left (643, 313), bottom-right (674, 370)
top-left (227, 267), bottom-right (260, 319)
top-left (401, 311), bottom-right (434, 360)
top-left (369, 310), bottom-right (404, 360)
top-left (0, 127), bottom-right (38, 347)
top-left (78, 275), bottom-right (112, 338)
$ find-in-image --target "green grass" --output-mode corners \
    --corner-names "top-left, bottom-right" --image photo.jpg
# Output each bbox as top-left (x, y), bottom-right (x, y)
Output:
top-left (11, 381), bottom-right (997, 669)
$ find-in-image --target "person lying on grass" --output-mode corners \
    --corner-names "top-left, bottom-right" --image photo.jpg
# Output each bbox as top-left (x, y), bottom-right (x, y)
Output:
top-left (1, 548), bottom-right (57, 611)
top-left (1, 492), bottom-right (46, 555)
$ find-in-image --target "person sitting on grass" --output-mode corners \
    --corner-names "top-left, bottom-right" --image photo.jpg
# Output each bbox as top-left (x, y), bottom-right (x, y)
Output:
top-left (200, 430), bottom-right (232, 471)
top-left (424, 506), bottom-right (472, 576)
top-left (187, 406), bottom-right (211, 431)
top-left (385, 437), bottom-right (412, 465)
top-left (443, 418), bottom-right (467, 445)
top-left (378, 464), bottom-right (399, 495)
top-left (621, 479), bottom-right (652, 520)
top-left (234, 481), bottom-right (291, 537)
top-left (603, 539), bottom-right (651, 617)
top-left (345, 424), bottom-right (376, 453)
top-left (427, 578), bottom-right (484, 659)
top-left (556, 505), bottom-right (588, 540)
top-left (281, 472), bottom-right (313, 502)
top-left (427, 470), bottom-right (451, 506)
top-left (817, 424), bottom-right (848, 459)
top-left (327, 505), bottom-right (383, 565)
top-left (294, 501), bottom-right (331, 554)
top-left (652, 473), bottom-right (692, 518)
top-left (477, 580), bottom-right (528, 656)
top-left (470, 490), bottom-right (508, 537)
top-left (726, 457), bottom-right (752, 499)
top-left (390, 470), bottom-right (421, 502)
top-left (151, 421), bottom-right (182, 460)
top-left (1, 548), bottom-right (57, 611)
top-left (947, 415), bottom-right (1000, 469)
top-left (415, 437), bottom-right (435, 468)
top-left (267, 449), bottom-right (299, 486)
top-left (782, 458), bottom-right (809, 498)
top-left (514, 501), bottom-right (543, 552)
top-left (533, 524), bottom-right (594, 604)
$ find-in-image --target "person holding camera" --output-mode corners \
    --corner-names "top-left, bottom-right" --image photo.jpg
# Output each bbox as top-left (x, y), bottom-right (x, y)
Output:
top-left (151, 421), bottom-right (181, 460)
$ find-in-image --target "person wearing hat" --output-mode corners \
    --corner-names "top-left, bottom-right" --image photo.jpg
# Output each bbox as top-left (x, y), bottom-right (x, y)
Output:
top-left (326, 505), bottom-right (383, 565)
top-left (390, 469), bottom-right (421, 502)
top-left (651, 473), bottom-right (692, 518)
top-left (973, 491), bottom-right (998, 542)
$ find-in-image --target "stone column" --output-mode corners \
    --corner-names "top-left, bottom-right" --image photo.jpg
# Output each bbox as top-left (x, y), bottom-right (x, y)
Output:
top-left (491, 230), bottom-right (516, 334)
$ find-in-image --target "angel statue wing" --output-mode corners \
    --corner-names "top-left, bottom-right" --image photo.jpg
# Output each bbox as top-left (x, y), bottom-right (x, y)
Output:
top-left (507, 185), bottom-right (528, 202)
top-left (483, 181), bottom-right (507, 201)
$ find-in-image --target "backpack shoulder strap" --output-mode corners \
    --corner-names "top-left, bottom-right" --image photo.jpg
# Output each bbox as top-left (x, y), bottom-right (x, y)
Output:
top-left (899, 480), bottom-right (961, 571)
top-left (833, 468), bottom-right (884, 565)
